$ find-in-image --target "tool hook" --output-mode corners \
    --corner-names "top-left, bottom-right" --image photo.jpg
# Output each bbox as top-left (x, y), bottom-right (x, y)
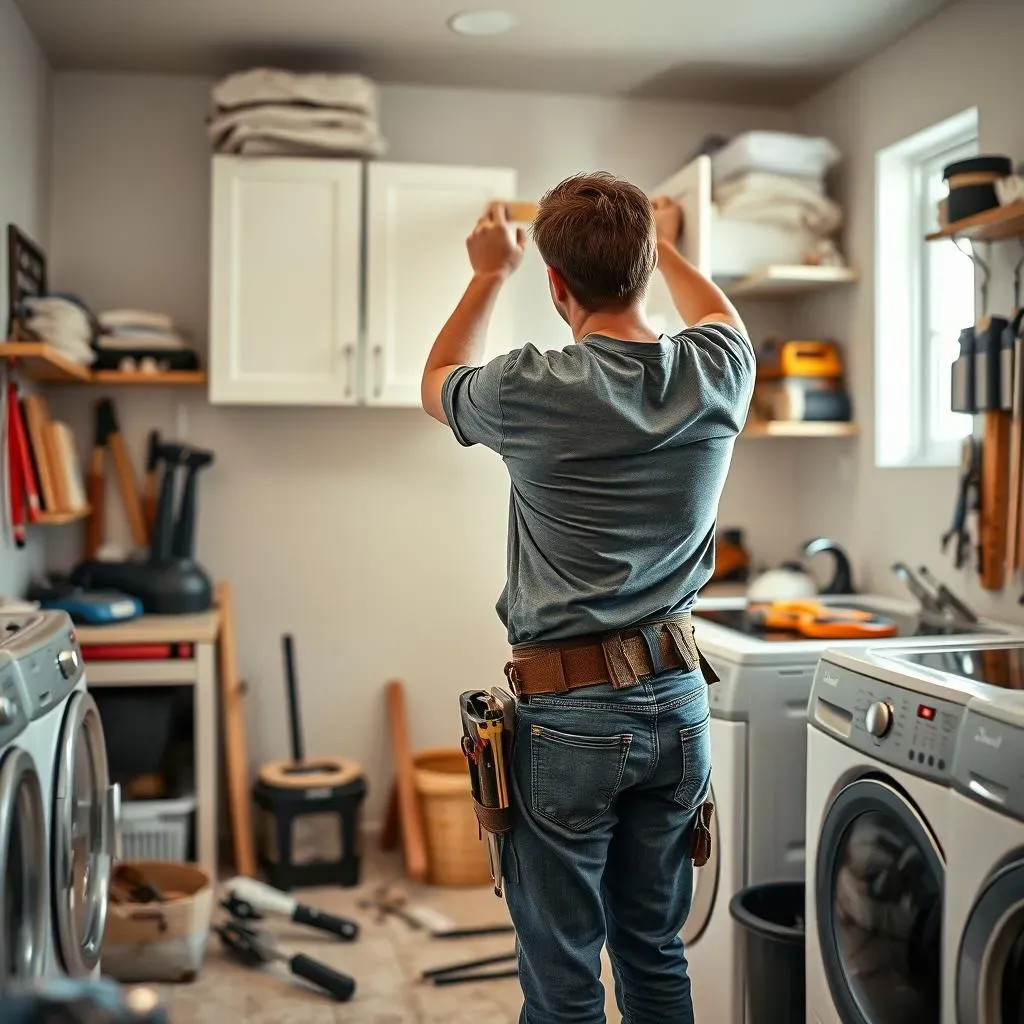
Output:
top-left (952, 237), bottom-right (992, 316)
top-left (1013, 238), bottom-right (1024, 311)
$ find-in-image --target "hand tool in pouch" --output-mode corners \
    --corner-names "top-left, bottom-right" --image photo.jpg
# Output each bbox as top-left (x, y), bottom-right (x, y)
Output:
top-left (214, 919), bottom-right (356, 1002)
top-left (459, 687), bottom-right (515, 897)
top-left (224, 876), bottom-right (359, 941)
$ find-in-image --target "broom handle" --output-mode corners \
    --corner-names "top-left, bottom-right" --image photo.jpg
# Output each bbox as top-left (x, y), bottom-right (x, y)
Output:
top-left (282, 634), bottom-right (304, 764)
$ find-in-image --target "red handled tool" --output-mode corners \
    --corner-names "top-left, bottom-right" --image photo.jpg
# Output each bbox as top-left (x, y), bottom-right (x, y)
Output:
top-left (747, 600), bottom-right (898, 640)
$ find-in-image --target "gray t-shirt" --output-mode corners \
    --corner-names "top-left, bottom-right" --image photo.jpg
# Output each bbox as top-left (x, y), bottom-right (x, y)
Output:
top-left (441, 324), bottom-right (754, 646)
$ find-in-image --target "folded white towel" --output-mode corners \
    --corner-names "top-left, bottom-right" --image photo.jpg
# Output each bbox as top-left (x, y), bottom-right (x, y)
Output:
top-left (97, 334), bottom-right (188, 351)
top-left (218, 122), bottom-right (388, 159)
top-left (715, 172), bottom-right (842, 236)
top-left (996, 176), bottom-right (1024, 206)
top-left (207, 103), bottom-right (374, 148)
top-left (99, 309), bottom-right (175, 332)
top-left (212, 68), bottom-right (378, 120)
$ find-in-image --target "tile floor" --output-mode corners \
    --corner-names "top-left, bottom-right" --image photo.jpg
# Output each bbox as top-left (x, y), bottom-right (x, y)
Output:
top-left (145, 853), bottom-right (621, 1024)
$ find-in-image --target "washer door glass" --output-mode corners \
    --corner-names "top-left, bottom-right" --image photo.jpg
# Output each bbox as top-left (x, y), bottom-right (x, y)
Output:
top-left (682, 781), bottom-right (718, 946)
top-left (817, 778), bottom-right (943, 1024)
top-left (0, 748), bottom-right (46, 981)
top-left (957, 859), bottom-right (1024, 1023)
top-left (53, 692), bottom-right (111, 976)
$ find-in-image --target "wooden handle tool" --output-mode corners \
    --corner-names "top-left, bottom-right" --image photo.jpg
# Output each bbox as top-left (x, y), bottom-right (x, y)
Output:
top-left (981, 409), bottom-right (1012, 590)
top-left (385, 679), bottom-right (428, 883)
top-left (97, 398), bottom-right (149, 549)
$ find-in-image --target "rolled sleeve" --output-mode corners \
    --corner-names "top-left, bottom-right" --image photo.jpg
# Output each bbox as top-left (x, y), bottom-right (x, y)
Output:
top-left (440, 352), bottom-right (511, 453)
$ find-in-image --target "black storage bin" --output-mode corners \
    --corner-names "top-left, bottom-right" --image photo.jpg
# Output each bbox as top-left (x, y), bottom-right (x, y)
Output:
top-left (92, 688), bottom-right (177, 783)
top-left (729, 881), bottom-right (805, 1024)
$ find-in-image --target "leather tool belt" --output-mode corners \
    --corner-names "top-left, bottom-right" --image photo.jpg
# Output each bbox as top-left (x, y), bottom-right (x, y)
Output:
top-left (504, 613), bottom-right (719, 698)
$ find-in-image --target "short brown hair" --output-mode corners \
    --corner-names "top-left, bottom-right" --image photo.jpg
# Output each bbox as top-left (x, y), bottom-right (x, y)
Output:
top-left (532, 172), bottom-right (656, 311)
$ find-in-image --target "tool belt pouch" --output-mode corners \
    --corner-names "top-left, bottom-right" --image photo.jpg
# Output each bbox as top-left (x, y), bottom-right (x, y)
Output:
top-left (690, 799), bottom-right (714, 867)
top-left (472, 800), bottom-right (513, 837)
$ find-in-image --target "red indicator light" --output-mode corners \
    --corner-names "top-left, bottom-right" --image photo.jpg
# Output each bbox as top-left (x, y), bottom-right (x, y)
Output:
top-left (918, 704), bottom-right (936, 721)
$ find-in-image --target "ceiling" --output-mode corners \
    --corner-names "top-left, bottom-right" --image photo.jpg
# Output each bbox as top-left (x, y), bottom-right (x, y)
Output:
top-left (15, 0), bottom-right (953, 106)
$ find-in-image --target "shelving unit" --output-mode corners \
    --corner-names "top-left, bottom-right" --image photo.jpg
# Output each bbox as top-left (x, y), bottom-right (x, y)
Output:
top-left (1, 342), bottom-right (205, 386)
top-left (743, 420), bottom-right (859, 439)
top-left (722, 265), bottom-right (859, 300)
top-left (35, 507), bottom-right (91, 526)
top-left (925, 201), bottom-right (1024, 242)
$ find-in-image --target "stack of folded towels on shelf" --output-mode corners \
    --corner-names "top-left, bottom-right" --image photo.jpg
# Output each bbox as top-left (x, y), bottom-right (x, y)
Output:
top-left (14, 295), bottom-right (96, 366)
top-left (703, 130), bottom-right (847, 274)
top-left (207, 68), bottom-right (386, 158)
top-left (93, 310), bottom-right (200, 374)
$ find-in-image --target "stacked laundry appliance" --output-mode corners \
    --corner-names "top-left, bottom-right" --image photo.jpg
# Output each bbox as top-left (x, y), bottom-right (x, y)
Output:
top-left (207, 68), bottom-right (387, 159)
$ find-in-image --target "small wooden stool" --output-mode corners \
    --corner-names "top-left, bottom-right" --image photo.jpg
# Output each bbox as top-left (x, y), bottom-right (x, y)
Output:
top-left (253, 756), bottom-right (367, 891)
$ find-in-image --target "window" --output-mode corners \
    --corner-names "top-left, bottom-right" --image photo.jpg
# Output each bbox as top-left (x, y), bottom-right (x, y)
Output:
top-left (875, 109), bottom-right (978, 468)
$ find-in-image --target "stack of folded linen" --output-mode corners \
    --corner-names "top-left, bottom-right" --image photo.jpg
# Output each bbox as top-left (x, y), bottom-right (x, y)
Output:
top-left (16, 295), bottom-right (96, 365)
top-left (94, 310), bottom-right (200, 373)
top-left (709, 131), bottom-right (847, 272)
top-left (207, 68), bottom-right (387, 158)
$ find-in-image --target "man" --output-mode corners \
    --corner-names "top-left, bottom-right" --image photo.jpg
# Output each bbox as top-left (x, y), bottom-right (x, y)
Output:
top-left (421, 172), bottom-right (754, 1024)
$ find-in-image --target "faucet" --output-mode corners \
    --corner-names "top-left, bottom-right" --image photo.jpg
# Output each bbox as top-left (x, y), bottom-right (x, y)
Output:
top-left (891, 562), bottom-right (946, 617)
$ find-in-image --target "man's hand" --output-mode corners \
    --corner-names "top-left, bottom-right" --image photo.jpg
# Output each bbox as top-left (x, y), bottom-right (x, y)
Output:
top-left (467, 202), bottom-right (526, 280)
top-left (651, 195), bottom-right (684, 248)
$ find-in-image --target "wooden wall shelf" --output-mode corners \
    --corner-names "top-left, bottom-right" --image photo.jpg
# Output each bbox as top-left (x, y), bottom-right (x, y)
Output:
top-left (926, 201), bottom-right (1024, 242)
top-left (743, 420), bottom-right (859, 439)
top-left (722, 265), bottom-right (859, 300)
top-left (35, 507), bottom-right (91, 525)
top-left (2, 343), bottom-right (205, 386)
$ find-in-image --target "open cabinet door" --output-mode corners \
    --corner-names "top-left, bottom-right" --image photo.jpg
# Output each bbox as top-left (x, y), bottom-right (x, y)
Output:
top-left (646, 155), bottom-right (712, 336)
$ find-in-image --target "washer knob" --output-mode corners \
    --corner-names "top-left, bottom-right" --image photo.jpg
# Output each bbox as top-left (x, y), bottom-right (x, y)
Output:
top-left (866, 700), bottom-right (894, 738)
top-left (0, 696), bottom-right (16, 725)
top-left (57, 648), bottom-right (81, 679)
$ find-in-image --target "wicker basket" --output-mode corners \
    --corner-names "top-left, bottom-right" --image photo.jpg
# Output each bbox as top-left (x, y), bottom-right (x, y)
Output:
top-left (413, 747), bottom-right (491, 887)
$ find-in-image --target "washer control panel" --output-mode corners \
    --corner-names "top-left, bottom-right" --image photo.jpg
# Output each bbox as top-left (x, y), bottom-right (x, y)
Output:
top-left (0, 663), bottom-right (29, 745)
top-left (952, 708), bottom-right (1024, 822)
top-left (0, 611), bottom-right (83, 718)
top-left (810, 658), bottom-right (963, 781)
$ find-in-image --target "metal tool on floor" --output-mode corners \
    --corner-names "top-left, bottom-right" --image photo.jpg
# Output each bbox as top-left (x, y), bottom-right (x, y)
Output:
top-left (223, 876), bottom-right (359, 940)
top-left (214, 919), bottom-right (357, 1002)
top-left (421, 951), bottom-right (519, 987)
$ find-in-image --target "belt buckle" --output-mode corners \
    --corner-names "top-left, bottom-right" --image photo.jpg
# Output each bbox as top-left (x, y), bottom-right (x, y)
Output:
top-left (503, 660), bottom-right (521, 697)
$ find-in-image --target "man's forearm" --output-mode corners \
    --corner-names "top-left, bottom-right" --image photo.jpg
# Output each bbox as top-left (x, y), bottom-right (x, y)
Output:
top-left (423, 270), bottom-right (506, 376)
top-left (657, 240), bottom-right (745, 334)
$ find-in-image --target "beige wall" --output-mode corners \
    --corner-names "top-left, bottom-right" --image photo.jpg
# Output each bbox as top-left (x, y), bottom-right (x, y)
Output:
top-left (44, 73), bottom-right (799, 818)
top-left (0, 0), bottom-right (50, 597)
top-left (790, 0), bottom-right (1024, 623)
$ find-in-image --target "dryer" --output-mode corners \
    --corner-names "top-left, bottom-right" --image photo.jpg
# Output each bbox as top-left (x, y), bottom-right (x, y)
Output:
top-left (0, 611), bottom-right (119, 979)
top-left (804, 639), bottom-right (1024, 1024)
top-left (684, 595), bottom-right (1014, 1024)
top-left (0, 650), bottom-right (47, 983)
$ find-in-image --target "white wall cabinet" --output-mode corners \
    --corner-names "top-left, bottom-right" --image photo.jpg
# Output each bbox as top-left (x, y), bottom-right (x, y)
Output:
top-left (364, 163), bottom-right (517, 406)
top-left (209, 157), bottom-right (363, 405)
top-left (209, 156), bottom-right (517, 407)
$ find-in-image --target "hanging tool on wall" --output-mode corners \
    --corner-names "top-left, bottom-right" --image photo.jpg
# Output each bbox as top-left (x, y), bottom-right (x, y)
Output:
top-left (142, 428), bottom-right (162, 537)
top-left (942, 436), bottom-right (981, 571)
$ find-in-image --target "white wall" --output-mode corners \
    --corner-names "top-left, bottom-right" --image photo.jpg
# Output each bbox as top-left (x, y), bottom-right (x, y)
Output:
top-left (44, 73), bottom-right (798, 818)
top-left (0, 0), bottom-right (50, 597)
top-left (791, 0), bottom-right (1024, 622)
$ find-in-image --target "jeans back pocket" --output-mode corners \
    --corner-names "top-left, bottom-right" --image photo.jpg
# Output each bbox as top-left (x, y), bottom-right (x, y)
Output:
top-left (674, 712), bottom-right (712, 810)
top-left (530, 725), bottom-right (631, 833)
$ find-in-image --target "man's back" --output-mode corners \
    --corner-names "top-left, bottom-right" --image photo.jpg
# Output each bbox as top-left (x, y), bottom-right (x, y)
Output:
top-left (443, 321), bottom-right (754, 645)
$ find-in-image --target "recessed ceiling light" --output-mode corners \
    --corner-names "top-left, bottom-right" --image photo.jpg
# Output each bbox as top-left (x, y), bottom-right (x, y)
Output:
top-left (447, 9), bottom-right (519, 37)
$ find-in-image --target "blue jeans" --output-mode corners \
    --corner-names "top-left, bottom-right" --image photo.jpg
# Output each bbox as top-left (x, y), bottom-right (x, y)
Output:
top-left (503, 665), bottom-right (712, 1024)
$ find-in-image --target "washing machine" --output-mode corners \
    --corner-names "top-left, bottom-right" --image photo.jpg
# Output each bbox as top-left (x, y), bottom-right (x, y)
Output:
top-left (0, 646), bottom-right (47, 984)
top-left (803, 639), bottom-right (1024, 1024)
top-left (682, 595), bottom-right (1015, 1024)
top-left (0, 611), bottom-right (119, 979)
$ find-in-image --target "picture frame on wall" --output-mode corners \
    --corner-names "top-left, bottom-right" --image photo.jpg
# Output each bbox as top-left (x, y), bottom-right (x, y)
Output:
top-left (6, 224), bottom-right (48, 340)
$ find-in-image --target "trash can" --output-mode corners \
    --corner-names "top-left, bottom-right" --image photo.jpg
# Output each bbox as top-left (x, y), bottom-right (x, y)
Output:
top-left (728, 881), bottom-right (805, 1024)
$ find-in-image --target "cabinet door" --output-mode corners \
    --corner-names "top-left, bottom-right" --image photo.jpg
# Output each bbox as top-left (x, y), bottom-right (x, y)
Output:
top-left (209, 156), bottom-right (362, 405)
top-left (646, 155), bottom-right (712, 336)
top-left (364, 163), bottom-right (517, 407)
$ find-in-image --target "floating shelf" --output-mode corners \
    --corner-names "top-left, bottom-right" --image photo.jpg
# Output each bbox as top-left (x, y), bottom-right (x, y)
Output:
top-left (0, 342), bottom-right (91, 382)
top-left (721, 265), bottom-right (859, 300)
top-left (743, 420), bottom-right (860, 439)
top-left (926, 201), bottom-right (1024, 242)
top-left (1, 343), bottom-right (205, 386)
top-left (35, 507), bottom-right (91, 526)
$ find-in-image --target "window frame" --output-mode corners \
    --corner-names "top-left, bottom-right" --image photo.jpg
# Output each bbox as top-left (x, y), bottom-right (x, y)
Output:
top-left (874, 108), bottom-right (978, 470)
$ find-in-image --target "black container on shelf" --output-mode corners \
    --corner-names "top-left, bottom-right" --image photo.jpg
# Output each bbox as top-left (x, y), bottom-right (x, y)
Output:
top-left (943, 155), bottom-right (1012, 222)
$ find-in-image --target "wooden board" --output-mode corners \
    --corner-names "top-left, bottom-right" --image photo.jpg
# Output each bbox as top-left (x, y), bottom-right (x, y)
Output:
top-left (742, 420), bottom-right (860, 439)
top-left (385, 679), bottom-right (428, 883)
top-left (216, 582), bottom-right (257, 878)
top-left (926, 201), bottom-right (1024, 243)
top-left (722, 265), bottom-right (859, 300)
top-left (981, 410), bottom-right (1012, 590)
top-left (1, 342), bottom-right (91, 382)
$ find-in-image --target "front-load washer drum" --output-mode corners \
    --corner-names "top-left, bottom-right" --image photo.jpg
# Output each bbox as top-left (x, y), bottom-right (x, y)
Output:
top-left (816, 777), bottom-right (943, 1024)
top-left (957, 858), bottom-right (1024, 1023)
top-left (682, 779), bottom-right (719, 946)
top-left (52, 691), bottom-right (116, 977)
top-left (0, 747), bottom-right (46, 981)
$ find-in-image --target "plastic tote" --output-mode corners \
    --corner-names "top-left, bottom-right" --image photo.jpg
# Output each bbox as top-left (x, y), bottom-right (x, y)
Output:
top-left (728, 881), bottom-right (805, 1024)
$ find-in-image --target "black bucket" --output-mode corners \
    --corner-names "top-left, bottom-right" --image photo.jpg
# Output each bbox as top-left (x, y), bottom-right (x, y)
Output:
top-left (728, 881), bottom-right (805, 1024)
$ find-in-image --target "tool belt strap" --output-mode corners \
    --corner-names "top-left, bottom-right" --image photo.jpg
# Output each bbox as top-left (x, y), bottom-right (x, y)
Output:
top-left (505, 614), bottom-right (719, 697)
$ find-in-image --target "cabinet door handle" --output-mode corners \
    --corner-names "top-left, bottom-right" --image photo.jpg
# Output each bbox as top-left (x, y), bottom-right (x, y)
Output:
top-left (373, 345), bottom-right (383, 399)
top-left (343, 344), bottom-right (354, 399)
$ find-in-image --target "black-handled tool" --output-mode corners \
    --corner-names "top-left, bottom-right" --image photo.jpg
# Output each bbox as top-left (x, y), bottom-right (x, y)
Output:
top-left (215, 920), bottom-right (357, 1002)
top-left (225, 876), bottom-right (359, 941)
